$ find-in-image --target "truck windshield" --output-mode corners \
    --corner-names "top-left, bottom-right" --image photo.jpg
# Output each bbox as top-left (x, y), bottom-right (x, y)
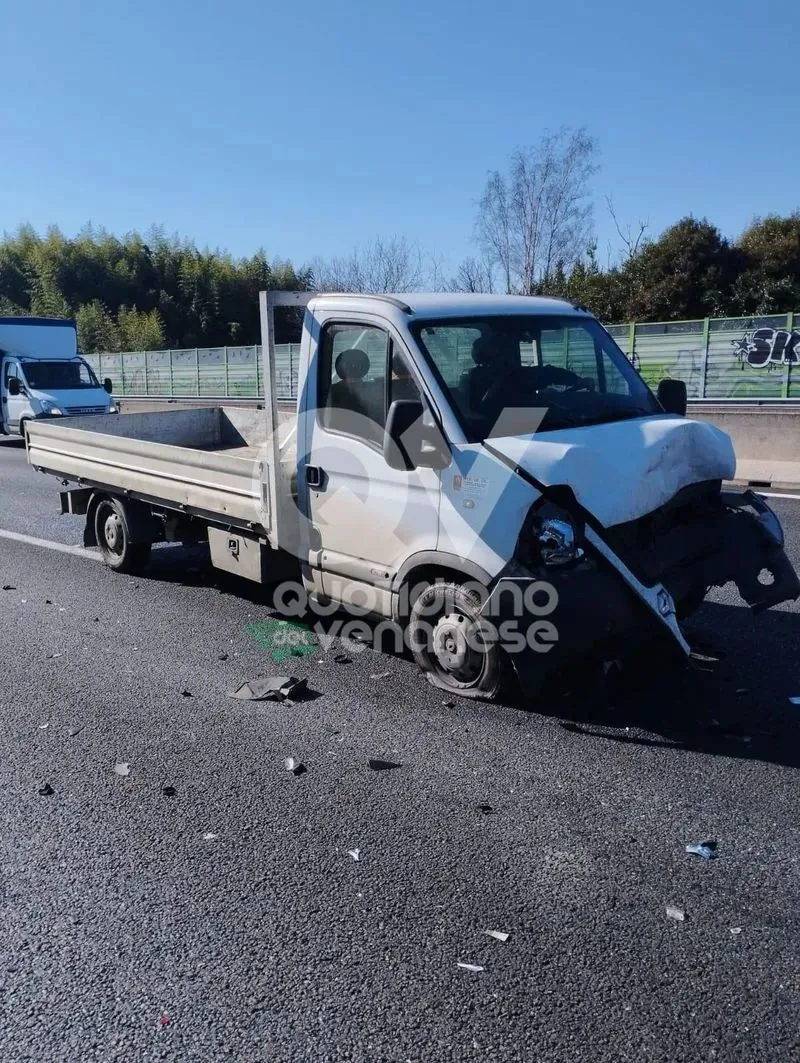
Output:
top-left (21, 359), bottom-right (100, 391)
top-left (412, 315), bottom-right (659, 440)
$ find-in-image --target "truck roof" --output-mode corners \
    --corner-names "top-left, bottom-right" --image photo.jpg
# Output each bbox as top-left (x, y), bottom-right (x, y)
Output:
top-left (307, 292), bottom-right (590, 319)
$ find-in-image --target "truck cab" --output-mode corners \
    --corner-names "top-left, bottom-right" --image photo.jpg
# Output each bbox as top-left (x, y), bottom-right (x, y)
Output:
top-left (0, 316), bottom-right (117, 437)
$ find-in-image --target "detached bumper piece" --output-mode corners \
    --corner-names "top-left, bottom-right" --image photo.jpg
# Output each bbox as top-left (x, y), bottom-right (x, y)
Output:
top-left (718, 490), bottom-right (800, 612)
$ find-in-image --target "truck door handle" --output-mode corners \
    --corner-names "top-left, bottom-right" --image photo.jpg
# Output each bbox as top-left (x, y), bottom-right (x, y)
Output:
top-left (305, 465), bottom-right (324, 488)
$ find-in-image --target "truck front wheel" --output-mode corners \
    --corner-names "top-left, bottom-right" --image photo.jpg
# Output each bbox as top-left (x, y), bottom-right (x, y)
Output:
top-left (408, 580), bottom-right (506, 700)
top-left (94, 497), bottom-right (152, 574)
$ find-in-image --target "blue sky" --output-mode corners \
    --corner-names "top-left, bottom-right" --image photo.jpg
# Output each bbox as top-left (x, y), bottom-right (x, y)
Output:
top-left (2, 0), bottom-right (798, 276)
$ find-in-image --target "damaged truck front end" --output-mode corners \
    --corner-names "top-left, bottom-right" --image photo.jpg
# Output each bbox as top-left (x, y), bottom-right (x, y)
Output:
top-left (484, 482), bottom-right (799, 689)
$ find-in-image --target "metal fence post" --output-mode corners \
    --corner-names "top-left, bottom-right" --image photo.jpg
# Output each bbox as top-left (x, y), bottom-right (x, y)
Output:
top-left (169, 349), bottom-right (174, 397)
top-left (121, 352), bottom-right (126, 395)
top-left (195, 348), bottom-right (200, 395)
top-left (224, 346), bottom-right (229, 398)
top-left (627, 320), bottom-right (636, 363)
top-left (785, 312), bottom-right (794, 400)
top-left (700, 318), bottom-right (710, 399)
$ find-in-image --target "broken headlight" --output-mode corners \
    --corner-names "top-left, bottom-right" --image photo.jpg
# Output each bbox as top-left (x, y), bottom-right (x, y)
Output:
top-left (522, 501), bottom-right (585, 567)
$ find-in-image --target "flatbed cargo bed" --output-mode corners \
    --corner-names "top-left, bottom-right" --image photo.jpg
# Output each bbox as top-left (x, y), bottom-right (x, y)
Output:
top-left (26, 406), bottom-right (296, 533)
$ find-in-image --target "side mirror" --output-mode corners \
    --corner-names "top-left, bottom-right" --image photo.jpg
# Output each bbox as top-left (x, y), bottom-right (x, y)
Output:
top-left (7, 377), bottom-right (20, 397)
top-left (384, 399), bottom-right (450, 472)
top-left (103, 377), bottom-right (113, 394)
top-left (657, 378), bottom-right (687, 417)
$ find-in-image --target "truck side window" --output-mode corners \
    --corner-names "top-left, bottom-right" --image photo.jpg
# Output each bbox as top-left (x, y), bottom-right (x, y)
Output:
top-left (319, 323), bottom-right (390, 446)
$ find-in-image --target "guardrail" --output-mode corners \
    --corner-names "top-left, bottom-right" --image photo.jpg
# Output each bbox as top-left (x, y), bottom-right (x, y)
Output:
top-left (87, 309), bottom-right (800, 401)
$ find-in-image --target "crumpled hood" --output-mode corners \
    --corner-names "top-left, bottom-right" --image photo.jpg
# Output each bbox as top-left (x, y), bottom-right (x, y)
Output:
top-left (488, 415), bottom-right (736, 527)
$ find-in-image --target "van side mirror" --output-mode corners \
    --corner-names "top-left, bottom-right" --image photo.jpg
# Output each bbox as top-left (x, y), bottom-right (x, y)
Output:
top-left (103, 377), bottom-right (113, 394)
top-left (7, 377), bottom-right (20, 397)
top-left (657, 378), bottom-right (687, 416)
top-left (384, 399), bottom-right (450, 471)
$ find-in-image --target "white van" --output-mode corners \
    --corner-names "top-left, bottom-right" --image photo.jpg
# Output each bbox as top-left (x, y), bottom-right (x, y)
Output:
top-left (0, 316), bottom-right (118, 437)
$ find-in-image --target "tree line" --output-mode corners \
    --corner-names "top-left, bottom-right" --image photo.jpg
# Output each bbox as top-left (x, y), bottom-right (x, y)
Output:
top-left (1, 130), bottom-right (799, 352)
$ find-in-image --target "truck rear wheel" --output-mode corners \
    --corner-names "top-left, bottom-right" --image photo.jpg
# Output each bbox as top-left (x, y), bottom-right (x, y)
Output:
top-left (94, 497), bottom-right (152, 574)
top-left (408, 580), bottom-right (506, 700)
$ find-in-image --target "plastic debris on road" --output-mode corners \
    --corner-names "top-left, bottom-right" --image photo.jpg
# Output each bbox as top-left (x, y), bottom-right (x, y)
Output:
top-left (370, 672), bottom-right (392, 680)
top-left (162, 786), bottom-right (177, 797)
top-left (202, 832), bottom-right (218, 841)
top-left (181, 689), bottom-right (193, 698)
top-left (442, 700), bottom-right (456, 708)
top-left (666, 905), bottom-right (685, 922)
top-left (368, 758), bottom-right (402, 771)
top-left (218, 653), bottom-right (229, 661)
top-left (476, 804), bottom-right (494, 815)
top-left (484, 930), bottom-right (510, 943)
top-left (229, 676), bottom-right (308, 702)
top-left (39, 722), bottom-right (49, 730)
top-left (114, 762), bottom-right (131, 777)
top-left (159, 1016), bottom-right (171, 1028)
top-left (38, 783), bottom-right (55, 796)
top-left (347, 848), bottom-right (361, 861)
top-left (46, 653), bottom-right (62, 659)
top-left (457, 962), bottom-right (485, 972)
top-left (686, 840), bottom-right (717, 860)
top-left (730, 926), bottom-right (743, 935)
top-left (284, 756), bottom-right (307, 776)
top-left (333, 654), bottom-right (352, 664)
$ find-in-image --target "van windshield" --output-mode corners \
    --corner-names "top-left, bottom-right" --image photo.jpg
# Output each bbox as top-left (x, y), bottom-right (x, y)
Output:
top-left (411, 315), bottom-right (659, 440)
top-left (22, 359), bottom-right (100, 391)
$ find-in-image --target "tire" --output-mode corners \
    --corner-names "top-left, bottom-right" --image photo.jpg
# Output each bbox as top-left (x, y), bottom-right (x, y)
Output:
top-left (94, 497), bottom-right (152, 574)
top-left (407, 580), bottom-right (506, 700)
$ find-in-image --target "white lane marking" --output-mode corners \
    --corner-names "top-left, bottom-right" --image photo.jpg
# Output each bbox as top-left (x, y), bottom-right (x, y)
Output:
top-left (0, 528), bottom-right (103, 562)
top-left (756, 491), bottom-right (800, 501)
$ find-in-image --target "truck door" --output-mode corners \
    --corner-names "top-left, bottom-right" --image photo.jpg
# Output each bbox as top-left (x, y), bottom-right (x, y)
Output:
top-left (304, 319), bottom-right (441, 614)
top-left (2, 359), bottom-right (26, 432)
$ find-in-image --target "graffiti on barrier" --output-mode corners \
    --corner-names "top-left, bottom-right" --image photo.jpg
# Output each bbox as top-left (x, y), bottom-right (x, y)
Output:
top-left (732, 328), bottom-right (800, 369)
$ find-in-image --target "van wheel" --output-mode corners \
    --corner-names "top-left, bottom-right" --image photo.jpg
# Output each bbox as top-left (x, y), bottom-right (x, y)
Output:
top-left (94, 497), bottom-right (152, 574)
top-left (408, 580), bottom-right (506, 700)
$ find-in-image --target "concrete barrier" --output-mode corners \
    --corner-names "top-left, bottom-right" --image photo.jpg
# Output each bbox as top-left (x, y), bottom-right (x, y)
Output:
top-left (118, 398), bottom-right (800, 491)
top-left (687, 404), bottom-right (800, 490)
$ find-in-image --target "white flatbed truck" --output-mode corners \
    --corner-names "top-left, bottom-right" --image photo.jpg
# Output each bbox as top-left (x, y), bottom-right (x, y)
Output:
top-left (26, 291), bottom-right (800, 698)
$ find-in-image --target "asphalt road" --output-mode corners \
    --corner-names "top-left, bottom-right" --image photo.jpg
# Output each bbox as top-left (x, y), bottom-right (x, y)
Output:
top-left (1, 436), bottom-right (800, 1063)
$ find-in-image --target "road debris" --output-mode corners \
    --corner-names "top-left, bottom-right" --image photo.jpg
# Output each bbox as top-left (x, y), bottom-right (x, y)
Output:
top-left (666, 905), bottom-right (685, 922)
top-left (159, 1016), bottom-right (171, 1028)
top-left (228, 676), bottom-right (308, 702)
top-left (45, 599), bottom-right (52, 605)
top-left (730, 926), bottom-right (743, 935)
top-left (38, 783), bottom-right (55, 796)
top-left (46, 652), bottom-right (62, 659)
top-left (347, 848), bottom-right (361, 861)
top-left (370, 672), bottom-right (392, 680)
top-left (284, 756), bottom-right (307, 776)
top-left (484, 930), bottom-right (510, 943)
top-left (476, 804), bottom-right (495, 815)
top-left (114, 762), bottom-right (131, 777)
top-left (218, 653), bottom-right (229, 661)
top-left (181, 689), bottom-right (193, 697)
top-left (457, 962), bottom-right (485, 972)
top-left (333, 654), bottom-right (352, 664)
top-left (442, 700), bottom-right (456, 708)
top-left (68, 726), bottom-right (84, 737)
top-left (202, 832), bottom-right (218, 841)
top-left (162, 786), bottom-right (177, 797)
top-left (368, 758), bottom-right (402, 771)
top-left (685, 840), bottom-right (717, 860)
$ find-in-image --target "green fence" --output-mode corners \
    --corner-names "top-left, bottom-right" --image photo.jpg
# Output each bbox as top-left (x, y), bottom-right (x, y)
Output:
top-left (86, 311), bottom-right (800, 401)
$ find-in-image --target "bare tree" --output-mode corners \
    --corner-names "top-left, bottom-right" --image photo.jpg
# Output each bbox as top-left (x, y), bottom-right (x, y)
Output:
top-left (448, 255), bottom-right (495, 293)
top-left (310, 236), bottom-right (424, 293)
top-left (606, 195), bottom-right (649, 262)
top-left (476, 128), bottom-right (598, 294)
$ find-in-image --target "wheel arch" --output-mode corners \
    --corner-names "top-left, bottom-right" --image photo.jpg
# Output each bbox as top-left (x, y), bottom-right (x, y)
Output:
top-left (391, 551), bottom-right (494, 624)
